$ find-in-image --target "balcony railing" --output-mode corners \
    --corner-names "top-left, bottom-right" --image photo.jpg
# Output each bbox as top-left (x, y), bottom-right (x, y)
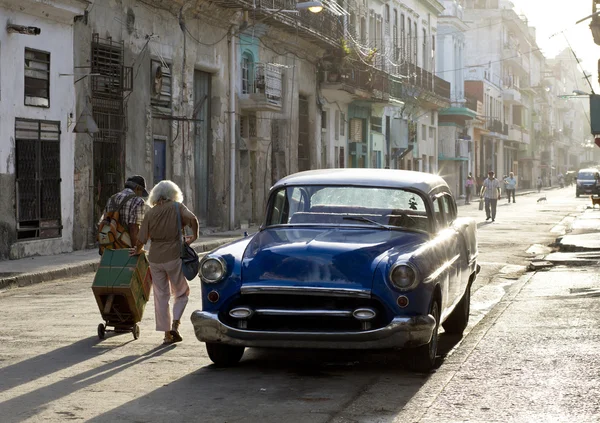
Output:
top-left (394, 63), bottom-right (450, 101)
top-left (487, 119), bottom-right (508, 135)
top-left (252, 0), bottom-right (345, 47)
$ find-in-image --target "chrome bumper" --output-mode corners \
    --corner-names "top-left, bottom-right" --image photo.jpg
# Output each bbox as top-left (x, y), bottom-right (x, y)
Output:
top-left (190, 310), bottom-right (436, 350)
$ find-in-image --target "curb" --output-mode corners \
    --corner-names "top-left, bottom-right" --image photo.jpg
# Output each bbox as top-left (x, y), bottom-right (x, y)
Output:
top-left (0, 236), bottom-right (240, 291)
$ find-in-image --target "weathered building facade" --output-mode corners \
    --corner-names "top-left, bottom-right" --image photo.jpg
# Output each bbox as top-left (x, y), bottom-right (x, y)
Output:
top-left (0, 0), bottom-right (87, 259)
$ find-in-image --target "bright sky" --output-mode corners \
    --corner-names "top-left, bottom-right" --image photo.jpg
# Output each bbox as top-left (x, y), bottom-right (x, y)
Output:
top-left (510, 0), bottom-right (600, 93)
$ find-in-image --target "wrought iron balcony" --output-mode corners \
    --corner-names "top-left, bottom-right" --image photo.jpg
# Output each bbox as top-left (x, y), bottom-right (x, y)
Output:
top-left (248, 0), bottom-right (346, 48)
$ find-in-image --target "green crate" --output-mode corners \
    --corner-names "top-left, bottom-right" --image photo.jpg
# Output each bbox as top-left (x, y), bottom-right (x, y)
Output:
top-left (92, 249), bottom-right (152, 325)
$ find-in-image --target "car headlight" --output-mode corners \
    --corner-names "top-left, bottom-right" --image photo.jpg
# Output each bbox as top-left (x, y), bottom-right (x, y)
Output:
top-left (200, 256), bottom-right (227, 283)
top-left (389, 263), bottom-right (419, 291)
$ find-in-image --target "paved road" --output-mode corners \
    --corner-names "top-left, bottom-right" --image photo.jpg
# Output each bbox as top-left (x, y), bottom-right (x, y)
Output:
top-left (0, 187), bottom-right (596, 422)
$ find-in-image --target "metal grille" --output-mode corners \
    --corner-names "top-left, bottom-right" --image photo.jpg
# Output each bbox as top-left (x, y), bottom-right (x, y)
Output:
top-left (15, 119), bottom-right (62, 239)
top-left (91, 34), bottom-right (128, 223)
top-left (91, 34), bottom-right (133, 97)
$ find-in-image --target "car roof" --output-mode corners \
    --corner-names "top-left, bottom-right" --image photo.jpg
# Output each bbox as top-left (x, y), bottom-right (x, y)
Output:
top-left (578, 168), bottom-right (598, 173)
top-left (272, 169), bottom-right (449, 194)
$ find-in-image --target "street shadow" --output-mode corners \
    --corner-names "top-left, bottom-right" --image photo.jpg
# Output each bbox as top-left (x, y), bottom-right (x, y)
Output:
top-left (0, 343), bottom-right (175, 423)
top-left (477, 221), bottom-right (493, 229)
top-left (0, 336), bottom-right (115, 394)
top-left (87, 333), bottom-right (463, 423)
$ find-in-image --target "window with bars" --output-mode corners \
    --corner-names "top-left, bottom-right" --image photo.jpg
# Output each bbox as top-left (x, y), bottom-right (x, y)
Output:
top-left (24, 48), bottom-right (50, 107)
top-left (151, 60), bottom-right (172, 108)
top-left (321, 110), bottom-right (327, 131)
top-left (340, 112), bottom-right (346, 136)
top-left (15, 119), bottom-right (62, 240)
top-left (384, 5), bottom-right (390, 35)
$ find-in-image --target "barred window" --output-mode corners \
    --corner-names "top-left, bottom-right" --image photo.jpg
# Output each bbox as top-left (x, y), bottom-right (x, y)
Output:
top-left (24, 48), bottom-right (50, 107)
top-left (15, 119), bottom-right (62, 240)
top-left (241, 52), bottom-right (254, 95)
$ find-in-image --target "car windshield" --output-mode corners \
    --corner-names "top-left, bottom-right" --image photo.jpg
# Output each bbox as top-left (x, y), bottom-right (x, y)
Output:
top-left (266, 185), bottom-right (430, 232)
top-left (579, 172), bottom-right (596, 179)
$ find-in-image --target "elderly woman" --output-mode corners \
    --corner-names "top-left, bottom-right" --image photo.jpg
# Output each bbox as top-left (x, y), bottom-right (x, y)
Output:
top-left (131, 180), bottom-right (199, 345)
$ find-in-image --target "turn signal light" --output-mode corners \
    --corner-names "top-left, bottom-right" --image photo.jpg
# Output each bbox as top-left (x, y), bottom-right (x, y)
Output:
top-left (207, 290), bottom-right (220, 303)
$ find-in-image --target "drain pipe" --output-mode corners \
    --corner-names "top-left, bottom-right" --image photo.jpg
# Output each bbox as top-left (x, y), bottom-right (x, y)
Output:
top-left (228, 27), bottom-right (236, 230)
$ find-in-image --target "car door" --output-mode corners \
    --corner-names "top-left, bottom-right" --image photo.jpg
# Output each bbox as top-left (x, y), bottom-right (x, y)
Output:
top-left (436, 193), bottom-right (465, 314)
top-left (442, 194), bottom-right (471, 304)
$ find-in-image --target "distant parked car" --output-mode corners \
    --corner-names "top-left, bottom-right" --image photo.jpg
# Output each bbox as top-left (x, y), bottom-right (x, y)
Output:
top-left (191, 169), bottom-right (480, 371)
top-left (575, 168), bottom-right (600, 197)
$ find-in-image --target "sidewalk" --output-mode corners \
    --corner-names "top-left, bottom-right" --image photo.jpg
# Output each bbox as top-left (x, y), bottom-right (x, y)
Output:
top-left (0, 226), bottom-right (258, 291)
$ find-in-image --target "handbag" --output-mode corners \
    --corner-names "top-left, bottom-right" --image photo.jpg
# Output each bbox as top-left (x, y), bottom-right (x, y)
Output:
top-left (175, 203), bottom-right (200, 281)
top-left (478, 198), bottom-right (484, 210)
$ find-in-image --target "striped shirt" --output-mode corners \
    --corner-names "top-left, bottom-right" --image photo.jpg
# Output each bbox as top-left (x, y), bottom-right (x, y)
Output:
top-left (101, 188), bottom-right (146, 227)
top-left (482, 178), bottom-right (501, 199)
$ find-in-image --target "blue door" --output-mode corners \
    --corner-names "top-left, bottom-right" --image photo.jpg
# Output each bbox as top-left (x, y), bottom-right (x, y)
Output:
top-left (154, 139), bottom-right (166, 185)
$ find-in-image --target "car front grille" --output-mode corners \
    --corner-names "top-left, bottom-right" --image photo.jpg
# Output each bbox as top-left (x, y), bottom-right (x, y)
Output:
top-left (221, 294), bottom-right (390, 332)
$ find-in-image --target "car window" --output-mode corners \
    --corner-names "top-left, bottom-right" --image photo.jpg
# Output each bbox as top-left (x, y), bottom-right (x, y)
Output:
top-left (268, 190), bottom-right (286, 225)
top-left (442, 195), bottom-right (456, 223)
top-left (433, 197), bottom-right (445, 228)
top-left (265, 185), bottom-right (430, 232)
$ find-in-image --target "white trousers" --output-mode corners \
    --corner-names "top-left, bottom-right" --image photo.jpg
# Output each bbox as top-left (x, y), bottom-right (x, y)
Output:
top-left (149, 258), bottom-right (190, 332)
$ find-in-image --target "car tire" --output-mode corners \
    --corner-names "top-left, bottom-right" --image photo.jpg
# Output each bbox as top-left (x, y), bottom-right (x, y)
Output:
top-left (443, 284), bottom-right (470, 336)
top-left (407, 299), bottom-right (440, 372)
top-left (576, 192), bottom-right (580, 198)
top-left (206, 343), bottom-right (245, 367)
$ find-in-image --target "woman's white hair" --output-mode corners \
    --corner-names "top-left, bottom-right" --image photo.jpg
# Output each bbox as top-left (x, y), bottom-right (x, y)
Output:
top-left (147, 180), bottom-right (184, 207)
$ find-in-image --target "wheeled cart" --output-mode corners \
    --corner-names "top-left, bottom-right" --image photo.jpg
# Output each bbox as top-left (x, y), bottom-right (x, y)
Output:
top-left (92, 249), bottom-right (152, 340)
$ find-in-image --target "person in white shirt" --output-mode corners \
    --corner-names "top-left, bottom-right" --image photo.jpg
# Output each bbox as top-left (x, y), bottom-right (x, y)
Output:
top-left (480, 171), bottom-right (501, 222)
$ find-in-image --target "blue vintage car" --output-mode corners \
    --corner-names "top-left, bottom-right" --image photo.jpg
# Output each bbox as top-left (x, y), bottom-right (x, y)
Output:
top-left (191, 169), bottom-right (479, 371)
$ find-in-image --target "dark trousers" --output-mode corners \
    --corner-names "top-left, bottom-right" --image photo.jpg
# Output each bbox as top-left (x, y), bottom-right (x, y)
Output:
top-left (485, 198), bottom-right (497, 220)
top-left (465, 186), bottom-right (472, 204)
top-left (506, 189), bottom-right (515, 202)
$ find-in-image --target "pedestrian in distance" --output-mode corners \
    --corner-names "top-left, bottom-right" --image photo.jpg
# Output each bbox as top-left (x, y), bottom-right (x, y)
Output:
top-left (130, 180), bottom-right (199, 345)
top-left (465, 172), bottom-right (474, 205)
top-left (480, 170), bottom-right (501, 222)
top-left (504, 172), bottom-right (517, 203)
top-left (537, 176), bottom-right (543, 193)
top-left (97, 175), bottom-right (149, 255)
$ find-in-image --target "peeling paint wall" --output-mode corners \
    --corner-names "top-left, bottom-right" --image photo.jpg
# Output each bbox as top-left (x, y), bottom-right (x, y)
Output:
top-left (0, 3), bottom-right (82, 259)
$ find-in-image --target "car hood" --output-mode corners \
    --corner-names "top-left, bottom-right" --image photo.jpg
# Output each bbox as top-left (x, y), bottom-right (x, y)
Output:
top-left (241, 227), bottom-right (428, 290)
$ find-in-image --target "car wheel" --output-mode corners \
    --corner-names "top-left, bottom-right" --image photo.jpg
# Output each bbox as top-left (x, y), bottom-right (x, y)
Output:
top-left (407, 299), bottom-right (440, 372)
top-left (206, 343), bottom-right (245, 367)
top-left (576, 190), bottom-right (580, 197)
top-left (443, 284), bottom-right (470, 336)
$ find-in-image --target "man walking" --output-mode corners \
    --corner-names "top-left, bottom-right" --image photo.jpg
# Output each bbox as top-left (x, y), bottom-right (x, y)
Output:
top-left (480, 170), bottom-right (501, 222)
top-left (98, 175), bottom-right (149, 254)
top-left (504, 172), bottom-right (517, 203)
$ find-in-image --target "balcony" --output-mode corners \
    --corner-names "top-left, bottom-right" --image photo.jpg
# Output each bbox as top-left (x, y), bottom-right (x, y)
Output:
top-left (321, 65), bottom-right (390, 103)
top-left (246, 0), bottom-right (345, 48)
top-left (503, 85), bottom-right (522, 105)
top-left (239, 63), bottom-right (283, 112)
top-left (393, 63), bottom-right (450, 108)
top-left (508, 124), bottom-right (530, 144)
top-left (486, 119), bottom-right (508, 135)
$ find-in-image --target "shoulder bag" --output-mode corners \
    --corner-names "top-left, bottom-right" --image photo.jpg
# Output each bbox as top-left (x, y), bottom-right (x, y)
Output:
top-left (175, 203), bottom-right (200, 280)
